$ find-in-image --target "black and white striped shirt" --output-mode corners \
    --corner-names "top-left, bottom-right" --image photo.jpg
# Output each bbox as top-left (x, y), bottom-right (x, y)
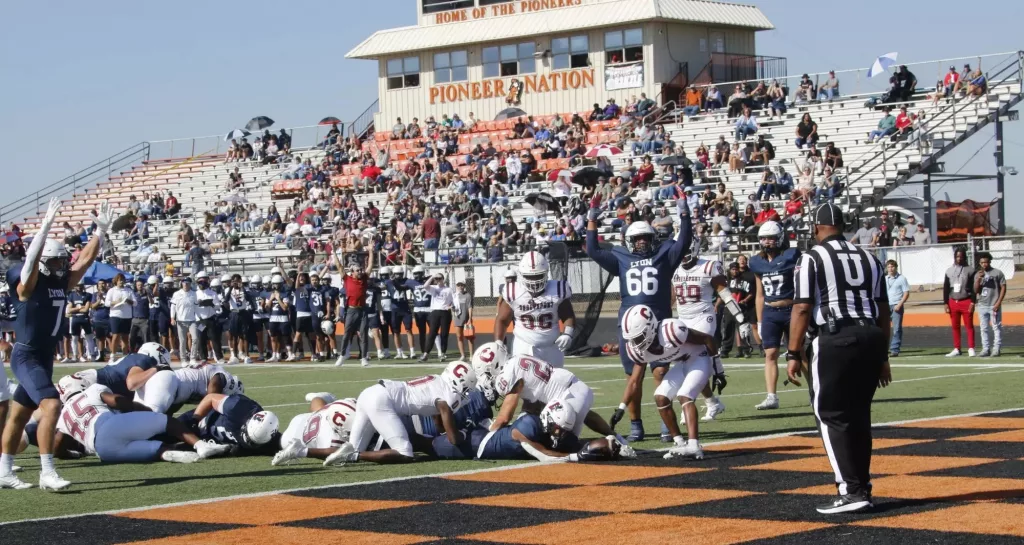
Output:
top-left (794, 235), bottom-right (885, 326)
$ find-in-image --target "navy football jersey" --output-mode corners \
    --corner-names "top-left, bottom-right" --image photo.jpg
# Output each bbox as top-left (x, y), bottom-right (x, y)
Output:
top-left (199, 394), bottom-right (263, 449)
top-left (364, 283), bottom-right (382, 311)
top-left (268, 290), bottom-right (290, 322)
top-left (0, 293), bottom-right (14, 320)
top-left (749, 248), bottom-right (802, 303)
top-left (410, 280), bottom-right (431, 311)
top-left (293, 285), bottom-right (312, 315)
top-left (67, 290), bottom-right (93, 323)
top-left (308, 285), bottom-right (325, 317)
top-left (5, 265), bottom-right (70, 352)
top-left (95, 353), bottom-right (161, 397)
top-left (585, 220), bottom-right (693, 320)
top-left (418, 390), bottom-right (492, 437)
top-left (389, 281), bottom-right (411, 313)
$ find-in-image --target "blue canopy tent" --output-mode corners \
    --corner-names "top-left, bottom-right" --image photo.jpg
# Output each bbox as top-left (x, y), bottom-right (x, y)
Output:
top-left (80, 261), bottom-right (133, 285)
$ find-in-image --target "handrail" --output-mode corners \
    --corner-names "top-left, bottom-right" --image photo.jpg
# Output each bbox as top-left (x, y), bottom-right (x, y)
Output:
top-left (348, 99), bottom-right (380, 140)
top-left (0, 142), bottom-right (150, 226)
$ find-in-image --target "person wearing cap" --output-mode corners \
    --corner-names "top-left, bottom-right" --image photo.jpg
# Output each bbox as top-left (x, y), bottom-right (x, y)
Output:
top-left (853, 219), bottom-right (879, 248)
top-left (170, 277), bottom-right (200, 365)
top-left (788, 203), bottom-right (892, 514)
top-left (943, 65), bottom-right (961, 98)
top-left (818, 70), bottom-right (840, 102)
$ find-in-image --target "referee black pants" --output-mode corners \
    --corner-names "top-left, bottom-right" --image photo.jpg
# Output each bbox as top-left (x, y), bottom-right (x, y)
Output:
top-left (807, 324), bottom-right (886, 497)
top-left (720, 311), bottom-right (739, 356)
top-left (425, 309), bottom-right (452, 356)
top-left (414, 312), bottom-right (430, 353)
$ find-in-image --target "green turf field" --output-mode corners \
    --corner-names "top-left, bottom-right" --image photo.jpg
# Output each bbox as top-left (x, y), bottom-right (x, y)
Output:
top-left (2, 349), bottom-right (1023, 523)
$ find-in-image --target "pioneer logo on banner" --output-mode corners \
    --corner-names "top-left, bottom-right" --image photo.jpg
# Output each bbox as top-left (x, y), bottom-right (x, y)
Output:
top-left (605, 62), bottom-right (643, 91)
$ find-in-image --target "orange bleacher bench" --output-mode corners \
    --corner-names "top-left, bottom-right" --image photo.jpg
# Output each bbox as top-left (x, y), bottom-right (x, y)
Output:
top-left (271, 180), bottom-right (305, 198)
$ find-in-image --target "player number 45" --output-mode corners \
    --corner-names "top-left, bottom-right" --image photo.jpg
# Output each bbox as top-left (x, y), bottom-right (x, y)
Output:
top-left (626, 267), bottom-right (658, 296)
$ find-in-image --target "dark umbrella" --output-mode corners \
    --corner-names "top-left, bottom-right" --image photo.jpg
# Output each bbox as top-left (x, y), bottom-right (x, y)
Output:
top-left (495, 107), bottom-right (528, 121)
top-left (525, 193), bottom-right (561, 215)
top-left (245, 116), bottom-right (275, 131)
top-left (571, 166), bottom-right (606, 186)
top-left (319, 116), bottom-right (342, 126)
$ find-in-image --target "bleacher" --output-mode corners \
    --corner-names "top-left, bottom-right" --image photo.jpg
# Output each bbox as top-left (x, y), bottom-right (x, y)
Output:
top-left (14, 56), bottom-right (1022, 277)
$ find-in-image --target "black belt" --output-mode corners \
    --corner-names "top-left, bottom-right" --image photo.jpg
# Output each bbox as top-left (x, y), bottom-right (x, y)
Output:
top-left (819, 318), bottom-right (876, 336)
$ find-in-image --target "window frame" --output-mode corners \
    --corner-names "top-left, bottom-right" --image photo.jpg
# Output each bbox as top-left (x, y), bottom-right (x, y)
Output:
top-left (433, 50), bottom-right (468, 84)
top-left (483, 42), bottom-right (536, 78)
top-left (387, 56), bottom-right (421, 90)
top-left (603, 28), bottom-right (644, 65)
top-left (551, 34), bottom-right (590, 71)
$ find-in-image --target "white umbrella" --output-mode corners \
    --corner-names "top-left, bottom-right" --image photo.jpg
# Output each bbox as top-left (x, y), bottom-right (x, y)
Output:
top-left (225, 129), bottom-right (250, 141)
top-left (867, 52), bottom-right (899, 78)
top-left (585, 144), bottom-right (624, 158)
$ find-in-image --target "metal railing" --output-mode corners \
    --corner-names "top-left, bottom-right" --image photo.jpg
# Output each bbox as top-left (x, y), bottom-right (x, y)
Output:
top-left (0, 142), bottom-right (150, 225)
top-left (348, 99), bottom-right (380, 140)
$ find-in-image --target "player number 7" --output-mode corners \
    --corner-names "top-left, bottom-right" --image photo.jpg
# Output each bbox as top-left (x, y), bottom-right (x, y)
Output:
top-left (52, 300), bottom-right (67, 337)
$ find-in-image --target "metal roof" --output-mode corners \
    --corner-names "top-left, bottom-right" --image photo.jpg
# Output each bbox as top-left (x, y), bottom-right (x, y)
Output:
top-left (346, 0), bottom-right (774, 59)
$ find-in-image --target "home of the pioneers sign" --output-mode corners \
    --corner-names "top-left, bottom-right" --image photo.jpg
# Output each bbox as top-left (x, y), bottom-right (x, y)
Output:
top-left (429, 68), bottom-right (595, 104)
top-left (432, 0), bottom-right (583, 25)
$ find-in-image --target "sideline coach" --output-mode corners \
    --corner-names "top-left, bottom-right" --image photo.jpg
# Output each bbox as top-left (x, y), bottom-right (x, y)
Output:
top-left (787, 204), bottom-right (893, 515)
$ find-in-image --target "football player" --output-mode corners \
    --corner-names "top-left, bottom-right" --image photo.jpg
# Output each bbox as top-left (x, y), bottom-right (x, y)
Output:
top-left (410, 265), bottom-right (432, 357)
top-left (224, 274), bottom-right (252, 364)
top-left (388, 266), bottom-right (415, 359)
top-left (179, 392), bottom-right (279, 455)
top-left (749, 221), bottom-right (801, 411)
top-left (291, 272), bottom-right (319, 362)
top-left (322, 361), bottom-right (477, 465)
top-left (616, 304), bottom-right (717, 459)
top-left (1, 198), bottom-right (111, 491)
top-left (133, 362), bottom-right (242, 415)
top-left (57, 343), bottom-right (172, 399)
top-left (376, 266), bottom-right (392, 359)
top-left (671, 245), bottom-right (746, 423)
top-left (273, 393), bottom-right (357, 465)
top-left (266, 274), bottom-right (291, 362)
top-left (55, 377), bottom-right (230, 464)
top-left (586, 196), bottom-right (693, 441)
top-left (248, 275), bottom-right (268, 361)
top-left (493, 251), bottom-right (576, 367)
top-left (478, 342), bottom-right (619, 441)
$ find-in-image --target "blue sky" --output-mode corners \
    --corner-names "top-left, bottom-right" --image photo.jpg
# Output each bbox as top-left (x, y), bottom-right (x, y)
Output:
top-left (1, 0), bottom-right (1021, 225)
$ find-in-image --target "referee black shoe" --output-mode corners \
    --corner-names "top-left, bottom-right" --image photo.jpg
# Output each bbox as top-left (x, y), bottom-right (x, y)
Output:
top-left (816, 493), bottom-right (873, 514)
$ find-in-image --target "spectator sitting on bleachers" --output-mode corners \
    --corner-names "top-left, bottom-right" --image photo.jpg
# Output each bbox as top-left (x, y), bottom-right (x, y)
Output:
top-left (754, 202), bottom-right (781, 227)
top-left (598, 98), bottom-right (620, 120)
top-left (752, 134), bottom-right (775, 167)
top-left (755, 168), bottom-right (779, 201)
top-left (587, 103), bottom-right (603, 121)
top-left (683, 85), bottom-right (703, 117)
top-left (708, 223), bottom-right (727, 252)
top-left (894, 106), bottom-right (914, 139)
top-left (794, 74), bottom-right (815, 105)
top-left (868, 107), bottom-right (897, 143)
top-left (407, 118), bottom-right (422, 139)
top-left (794, 165), bottom-right (817, 203)
top-left (804, 143), bottom-right (824, 175)
top-left (734, 106), bottom-right (758, 141)
top-left (632, 123), bottom-right (653, 155)
top-left (176, 219), bottom-right (194, 249)
top-left (358, 159), bottom-right (383, 193)
top-left (727, 84), bottom-right (748, 118)
top-left (750, 81), bottom-right (769, 110)
top-left (636, 93), bottom-right (655, 118)
top-left (767, 79), bottom-right (787, 118)
top-left (713, 135), bottom-right (730, 168)
top-left (782, 192), bottom-right (804, 228)
top-left (896, 65), bottom-right (918, 102)
top-left (657, 172), bottom-right (680, 201)
top-left (824, 142), bottom-right (844, 170)
top-left (705, 86), bottom-right (724, 111)
top-left (391, 118), bottom-right (406, 139)
top-left (818, 70), bottom-right (840, 101)
top-left (795, 113), bottom-right (819, 149)
top-left (225, 139), bottom-right (240, 162)
top-left (776, 166), bottom-right (794, 195)
top-left (728, 142), bottom-right (748, 174)
top-left (818, 166), bottom-right (843, 204)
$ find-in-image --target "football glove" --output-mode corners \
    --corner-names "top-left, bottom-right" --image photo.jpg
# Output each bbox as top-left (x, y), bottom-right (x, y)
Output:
top-left (554, 333), bottom-right (572, 352)
top-left (610, 404), bottom-right (626, 429)
top-left (712, 372), bottom-right (728, 395)
top-left (41, 197), bottom-right (62, 230)
top-left (90, 200), bottom-right (114, 236)
top-left (675, 198), bottom-right (689, 216)
top-left (587, 207), bottom-right (602, 222)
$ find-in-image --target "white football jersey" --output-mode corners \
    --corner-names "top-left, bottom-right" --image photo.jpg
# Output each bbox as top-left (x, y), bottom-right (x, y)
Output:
top-left (173, 364), bottom-right (229, 405)
top-left (672, 258), bottom-right (723, 319)
top-left (57, 384), bottom-right (113, 454)
top-left (503, 280), bottom-right (571, 347)
top-left (496, 355), bottom-right (578, 404)
top-left (283, 398), bottom-right (357, 449)
top-left (625, 319), bottom-right (705, 366)
top-left (381, 376), bottom-right (464, 417)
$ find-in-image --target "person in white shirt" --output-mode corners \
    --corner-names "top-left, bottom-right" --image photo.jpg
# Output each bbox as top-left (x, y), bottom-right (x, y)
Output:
top-left (193, 271), bottom-right (222, 364)
top-left (105, 273), bottom-right (135, 363)
top-left (170, 277), bottom-right (200, 364)
top-left (418, 272), bottom-right (454, 362)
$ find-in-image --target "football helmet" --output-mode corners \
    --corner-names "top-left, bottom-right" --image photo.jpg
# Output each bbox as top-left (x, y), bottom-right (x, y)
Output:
top-left (471, 342), bottom-right (507, 402)
top-left (147, 276), bottom-right (159, 285)
top-left (261, 275), bottom-right (273, 285)
top-left (621, 305), bottom-right (659, 353)
top-left (391, 265), bottom-right (406, 280)
top-left (441, 360), bottom-right (478, 398)
top-left (270, 274), bottom-right (285, 289)
top-left (138, 342), bottom-right (172, 368)
top-left (57, 373), bottom-right (94, 404)
top-left (163, 276), bottom-right (175, 285)
top-left (326, 398), bottom-right (358, 442)
top-left (758, 221), bottom-right (784, 252)
top-left (517, 251), bottom-right (549, 295)
top-left (39, 239), bottom-right (70, 278)
top-left (241, 411), bottom-right (279, 447)
top-left (220, 274), bottom-right (232, 284)
top-left (270, 266), bottom-right (283, 276)
top-left (624, 221), bottom-right (657, 256)
top-left (379, 266), bottom-right (391, 278)
top-left (540, 399), bottom-right (578, 449)
top-left (211, 278), bottom-right (222, 289)
top-left (321, 320), bottom-right (335, 335)
top-left (412, 265), bottom-right (426, 281)
top-left (683, 236), bottom-right (703, 268)
top-left (250, 275), bottom-right (263, 285)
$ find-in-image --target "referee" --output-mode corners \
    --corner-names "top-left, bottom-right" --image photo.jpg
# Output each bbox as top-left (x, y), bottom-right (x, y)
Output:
top-left (787, 203), bottom-right (893, 515)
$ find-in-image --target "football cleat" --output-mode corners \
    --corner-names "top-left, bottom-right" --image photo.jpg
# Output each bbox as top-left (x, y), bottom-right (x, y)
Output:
top-left (194, 440), bottom-right (232, 460)
top-left (664, 440), bottom-right (704, 460)
top-left (968, 348), bottom-right (977, 357)
top-left (161, 450), bottom-right (201, 464)
top-left (39, 471), bottom-right (71, 491)
top-left (816, 494), bottom-right (873, 514)
top-left (323, 442), bottom-right (358, 467)
top-left (755, 395), bottom-right (779, 410)
top-left (360, 358), bottom-right (370, 367)
top-left (305, 392), bottom-right (337, 403)
top-left (334, 355), bottom-right (344, 367)
top-left (0, 473), bottom-right (33, 490)
top-left (701, 399), bottom-right (726, 421)
top-left (243, 357), bottom-right (253, 365)
top-left (228, 356), bottom-right (240, 365)
top-left (628, 420), bottom-right (645, 442)
top-left (945, 348), bottom-right (961, 358)
top-left (272, 440), bottom-right (306, 466)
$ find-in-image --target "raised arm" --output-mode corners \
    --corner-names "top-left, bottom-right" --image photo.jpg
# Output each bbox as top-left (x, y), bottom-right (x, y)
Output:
top-left (663, 203), bottom-right (694, 269)
top-left (18, 198), bottom-right (62, 300)
top-left (66, 201), bottom-right (113, 288)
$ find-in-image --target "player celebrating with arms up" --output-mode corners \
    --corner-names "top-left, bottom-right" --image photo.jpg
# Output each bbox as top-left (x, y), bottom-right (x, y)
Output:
top-left (586, 197), bottom-right (693, 441)
top-left (749, 221), bottom-right (801, 411)
top-left (493, 251), bottom-right (576, 367)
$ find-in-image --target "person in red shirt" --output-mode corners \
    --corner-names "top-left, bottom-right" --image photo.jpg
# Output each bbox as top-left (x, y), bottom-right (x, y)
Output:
top-left (895, 106), bottom-right (914, 138)
top-left (754, 202), bottom-right (781, 226)
top-left (943, 65), bottom-right (960, 96)
top-left (337, 249), bottom-right (374, 367)
top-left (421, 211), bottom-right (441, 249)
top-left (359, 160), bottom-right (383, 194)
top-left (633, 156), bottom-right (655, 186)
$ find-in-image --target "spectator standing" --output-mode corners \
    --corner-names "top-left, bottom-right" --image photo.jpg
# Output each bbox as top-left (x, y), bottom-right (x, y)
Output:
top-left (421, 211), bottom-right (441, 249)
top-left (170, 277), bottom-right (200, 364)
top-left (129, 278), bottom-right (150, 351)
top-left (104, 273), bottom-right (135, 362)
top-left (419, 271), bottom-right (454, 362)
top-left (912, 223), bottom-right (932, 245)
top-left (853, 219), bottom-right (879, 247)
top-left (338, 253), bottom-right (374, 367)
top-left (943, 248), bottom-right (976, 358)
top-left (973, 252), bottom-right (1006, 357)
top-left (896, 65), bottom-right (917, 101)
top-left (885, 260), bottom-right (911, 357)
top-left (451, 281), bottom-right (474, 360)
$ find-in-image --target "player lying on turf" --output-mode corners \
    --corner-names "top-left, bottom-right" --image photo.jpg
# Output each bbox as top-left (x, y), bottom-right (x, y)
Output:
top-left (474, 342), bottom-right (621, 443)
top-left (58, 343), bottom-right (172, 402)
top-left (614, 304), bottom-right (717, 459)
top-left (178, 393), bottom-right (279, 455)
top-left (133, 360), bottom-right (243, 415)
top-left (53, 376), bottom-right (231, 464)
top-left (272, 393), bottom-right (358, 465)
top-left (320, 361), bottom-right (477, 466)
top-left (427, 395), bottom-right (636, 462)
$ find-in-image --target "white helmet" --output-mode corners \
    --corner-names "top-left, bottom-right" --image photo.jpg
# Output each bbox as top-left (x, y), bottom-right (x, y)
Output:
top-left (441, 360), bottom-right (478, 399)
top-left (196, 270), bottom-right (210, 280)
top-left (471, 342), bottom-right (507, 402)
top-left (138, 342), bottom-right (171, 367)
top-left (39, 239), bottom-right (70, 278)
top-left (57, 373), bottom-right (94, 404)
top-left (211, 278), bottom-right (222, 288)
top-left (147, 276), bottom-right (159, 285)
top-left (321, 320), bottom-right (335, 335)
top-left (270, 266), bottom-right (283, 275)
top-left (250, 275), bottom-right (263, 284)
top-left (261, 275), bottom-right (273, 285)
top-left (325, 398), bottom-right (358, 442)
top-left (241, 411), bottom-right (279, 447)
top-left (163, 276), bottom-right (175, 285)
top-left (758, 220), bottom-right (784, 251)
top-left (540, 398), bottom-right (578, 449)
top-left (391, 265), bottom-right (406, 278)
top-left (379, 266), bottom-right (391, 277)
top-left (517, 251), bottom-right (549, 295)
top-left (624, 221), bottom-right (657, 256)
top-left (621, 304), bottom-right (659, 353)
top-left (221, 373), bottom-right (245, 395)
top-left (221, 274), bottom-right (233, 284)
top-left (271, 274), bottom-right (285, 285)
top-left (412, 265), bottom-right (426, 279)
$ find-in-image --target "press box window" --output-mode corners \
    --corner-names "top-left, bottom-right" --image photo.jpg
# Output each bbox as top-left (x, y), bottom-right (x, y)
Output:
top-left (604, 28), bottom-right (643, 64)
top-left (552, 35), bottom-right (589, 70)
top-left (434, 51), bottom-right (468, 83)
top-left (422, 0), bottom-right (473, 14)
top-left (387, 57), bottom-right (420, 90)
top-left (483, 42), bottom-right (536, 78)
